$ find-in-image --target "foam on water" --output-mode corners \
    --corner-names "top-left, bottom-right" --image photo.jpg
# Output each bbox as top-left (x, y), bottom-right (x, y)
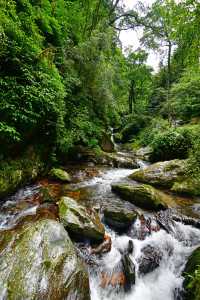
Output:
top-left (90, 222), bottom-right (200, 300)
top-left (84, 166), bottom-right (200, 300)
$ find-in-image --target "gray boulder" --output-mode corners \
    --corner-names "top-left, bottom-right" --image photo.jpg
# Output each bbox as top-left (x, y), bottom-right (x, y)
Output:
top-left (59, 197), bottom-right (105, 241)
top-left (0, 219), bottom-right (90, 300)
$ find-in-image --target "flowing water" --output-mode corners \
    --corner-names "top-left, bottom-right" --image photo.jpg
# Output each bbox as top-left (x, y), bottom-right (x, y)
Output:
top-left (72, 167), bottom-right (200, 300)
top-left (0, 161), bottom-right (200, 300)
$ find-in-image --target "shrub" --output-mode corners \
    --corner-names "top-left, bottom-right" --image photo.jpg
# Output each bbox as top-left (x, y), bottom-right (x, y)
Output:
top-left (139, 117), bottom-right (169, 147)
top-left (169, 67), bottom-right (200, 120)
top-left (188, 135), bottom-right (200, 177)
top-left (149, 126), bottom-right (194, 162)
top-left (121, 114), bottom-right (149, 143)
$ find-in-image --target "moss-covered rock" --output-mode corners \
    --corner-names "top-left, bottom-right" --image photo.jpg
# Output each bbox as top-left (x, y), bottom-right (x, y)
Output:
top-left (111, 183), bottom-right (171, 210)
top-left (0, 151), bottom-right (44, 198)
top-left (183, 247), bottom-right (200, 300)
top-left (0, 219), bottom-right (90, 300)
top-left (172, 178), bottom-right (200, 196)
top-left (59, 197), bottom-right (105, 241)
top-left (129, 159), bottom-right (187, 188)
top-left (102, 152), bottom-right (138, 168)
top-left (136, 146), bottom-right (153, 161)
top-left (49, 168), bottom-right (71, 182)
top-left (103, 206), bottom-right (137, 229)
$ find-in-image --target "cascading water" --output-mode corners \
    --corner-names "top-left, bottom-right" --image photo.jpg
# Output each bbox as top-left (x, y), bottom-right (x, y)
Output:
top-left (0, 160), bottom-right (200, 300)
top-left (73, 168), bottom-right (200, 300)
top-left (89, 223), bottom-right (200, 300)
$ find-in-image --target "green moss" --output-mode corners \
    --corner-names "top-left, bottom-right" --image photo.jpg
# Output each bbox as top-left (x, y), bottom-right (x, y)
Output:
top-left (58, 197), bottom-right (105, 241)
top-left (0, 150), bottom-right (44, 198)
top-left (130, 159), bottom-right (187, 189)
top-left (183, 247), bottom-right (200, 300)
top-left (49, 168), bottom-right (71, 182)
top-left (172, 179), bottom-right (200, 196)
top-left (0, 219), bottom-right (90, 300)
top-left (112, 183), bottom-right (169, 210)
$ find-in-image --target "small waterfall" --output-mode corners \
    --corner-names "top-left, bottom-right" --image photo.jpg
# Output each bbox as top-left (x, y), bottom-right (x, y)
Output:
top-left (72, 163), bottom-right (200, 300)
top-left (136, 159), bottom-right (150, 169)
top-left (0, 151), bottom-right (199, 300)
top-left (89, 221), bottom-right (200, 300)
top-left (110, 127), bottom-right (118, 151)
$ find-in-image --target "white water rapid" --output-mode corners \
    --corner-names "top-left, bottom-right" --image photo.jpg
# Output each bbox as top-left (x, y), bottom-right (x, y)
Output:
top-left (76, 168), bottom-right (200, 300)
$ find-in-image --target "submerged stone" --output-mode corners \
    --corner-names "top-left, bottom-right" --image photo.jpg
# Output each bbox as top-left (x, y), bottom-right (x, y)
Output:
top-left (0, 219), bottom-right (90, 300)
top-left (58, 196), bottom-right (105, 242)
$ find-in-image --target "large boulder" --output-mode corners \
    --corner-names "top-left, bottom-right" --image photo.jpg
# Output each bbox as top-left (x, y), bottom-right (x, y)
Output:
top-left (129, 159), bottom-right (187, 188)
top-left (111, 183), bottom-right (171, 210)
top-left (0, 219), bottom-right (90, 300)
top-left (103, 206), bottom-right (137, 229)
top-left (58, 197), bottom-right (105, 242)
top-left (171, 178), bottom-right (200, 196)
top-left (183, 247), bottom-right (200, 300)
top-left (49, 168), bottom-right (71, 182)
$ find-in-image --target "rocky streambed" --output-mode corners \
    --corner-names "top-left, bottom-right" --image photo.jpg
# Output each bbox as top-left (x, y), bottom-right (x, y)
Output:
top-left (0, 151), bottom-right (200, 300)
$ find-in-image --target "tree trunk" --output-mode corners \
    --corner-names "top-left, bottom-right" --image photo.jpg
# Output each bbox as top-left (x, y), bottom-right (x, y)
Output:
top-left (167, 40), bottom-right (173, 125)
top-left (128, 80), bottom-right (135, 114)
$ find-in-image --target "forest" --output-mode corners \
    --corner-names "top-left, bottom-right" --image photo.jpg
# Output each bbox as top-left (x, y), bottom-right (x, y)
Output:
top-left (0, 0), bottom-right (200, 299)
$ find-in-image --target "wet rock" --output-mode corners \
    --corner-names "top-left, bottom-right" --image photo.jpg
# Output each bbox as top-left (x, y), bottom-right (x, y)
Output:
top-left (112, 183), bottom-right (169, 210)
top-left (129, 159), bottom-right (187, 188)
top-left (155, 210), bottom-right (175, 234)
top-left (100, 271), bottom-right (126, 289)
top-left (183, 247), bottom-right (200, 300)
top-left (100, 240), bottom-right (135, 292)
top-left (103, 206), bottom-right (137, 229)
top-left (172, 178), bottom-right (200, 196)
top-left (172, 214), bottom-right (200, 229)
top-left (58, 197), bottom-right (105, 242)
top-left (90, 234), bottom-right (112, 255)
top-left (138, 245), bottom-right (162, 275)
top-left (49, 168), bottom-right (71, 182)
top-left (136, 146), bottom-right (153, 161)
top-left (0, 219), bottom-right (90, 300)
top-left (102, 152), bottom-right (138, 168)
top-left (68, 146), bottom-right (98, 163)
top-left (132, 215), bottom-right (160, 240)
top-left (39, 186), bottom-right (56, 203)
top-left (68, 145), bottom-right (138, 168)
top-left (121, 242), bottom-right (135, 291)
top-left (100, 133), bottom-right (115, 152)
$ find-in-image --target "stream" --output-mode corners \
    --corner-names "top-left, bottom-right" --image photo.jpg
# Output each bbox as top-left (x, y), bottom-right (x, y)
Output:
top-left (75, 168), bottom-right (200, 300)
top-left (0, 156), bottom-right (200, 299)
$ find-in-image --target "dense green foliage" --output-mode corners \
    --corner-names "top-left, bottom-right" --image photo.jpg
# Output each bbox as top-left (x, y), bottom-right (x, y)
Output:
top-left (0, 0), bottom-right (130, 159)
top-left (0, 0), bottom-right (200, 174)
